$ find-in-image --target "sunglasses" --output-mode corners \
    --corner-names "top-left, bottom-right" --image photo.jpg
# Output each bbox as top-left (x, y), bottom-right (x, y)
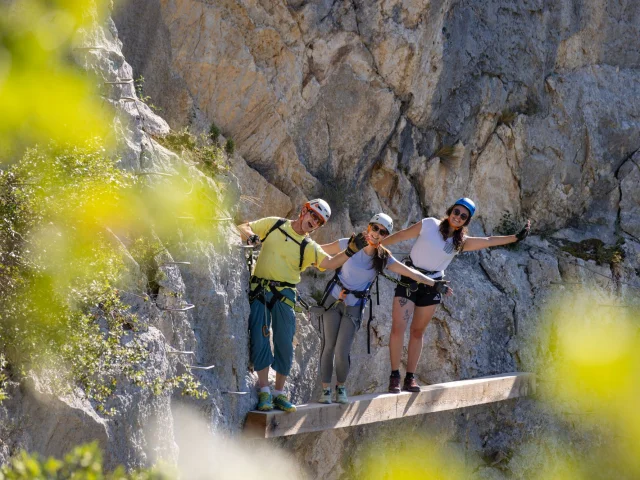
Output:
top-left (308, 209), bottom-right (325, 226)
top-left (451, 208), bottom-right (469, 221)
top-left (369, 224), bottom-right (389, 237)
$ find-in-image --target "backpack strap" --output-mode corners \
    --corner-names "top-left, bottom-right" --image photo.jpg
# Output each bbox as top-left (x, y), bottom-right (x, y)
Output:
top-left (260, 218), bottom-right (310, 270)
top-left (260, 218), bottom-right (288, 243)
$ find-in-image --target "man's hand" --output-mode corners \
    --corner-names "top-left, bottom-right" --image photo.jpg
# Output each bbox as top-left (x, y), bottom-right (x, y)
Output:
top-left (247, 234), bottom-right (261, 247)
top-left (345, 232), bottom-right (368, 257)
top-left (434, 280), bottom-right (452, 296)
top-left (515, 220), bottom-right (531, 242)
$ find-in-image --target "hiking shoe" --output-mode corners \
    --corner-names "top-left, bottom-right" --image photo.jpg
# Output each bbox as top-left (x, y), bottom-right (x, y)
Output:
top-left (336, 385), bottom-right (348, 404)
top-left (274, 394), bottom-right (297, 412)
top-left (257, 391), bottom-right (273, 411)
top-left (402, 376), bottom-right (421, 393)
top-left (318, 388), bottom-right (332, 404)
top-left (388, 375), bottom-right (401, 394)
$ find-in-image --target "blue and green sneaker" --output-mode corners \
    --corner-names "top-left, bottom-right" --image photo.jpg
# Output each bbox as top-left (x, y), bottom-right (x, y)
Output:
top-left (274, 394), bottom-right (297, 412)
top-left (257, 391), bottom-right (273, 411)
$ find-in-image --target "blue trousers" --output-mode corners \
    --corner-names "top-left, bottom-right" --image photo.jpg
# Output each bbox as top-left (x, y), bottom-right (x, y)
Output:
top-left (248, 288), bottom-right (296, 376)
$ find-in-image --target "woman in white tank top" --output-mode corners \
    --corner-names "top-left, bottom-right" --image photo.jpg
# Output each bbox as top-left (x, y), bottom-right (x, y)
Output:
top-left (381, 197), bottom-right (531, 393)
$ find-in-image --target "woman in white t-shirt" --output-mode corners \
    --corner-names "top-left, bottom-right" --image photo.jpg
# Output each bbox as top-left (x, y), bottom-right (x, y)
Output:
top-left (315, 213), bottom-right (450, 404)
top-left (381, 198), bottom-right (531, 394)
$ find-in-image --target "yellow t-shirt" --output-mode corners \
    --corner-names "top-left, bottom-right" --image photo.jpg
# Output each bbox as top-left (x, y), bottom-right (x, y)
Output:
top-left (250, 217), bottom-right (328, 285)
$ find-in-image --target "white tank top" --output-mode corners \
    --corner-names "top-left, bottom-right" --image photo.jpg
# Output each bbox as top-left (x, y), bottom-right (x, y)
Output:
top-left (409, 218), bottom-right (463, 277)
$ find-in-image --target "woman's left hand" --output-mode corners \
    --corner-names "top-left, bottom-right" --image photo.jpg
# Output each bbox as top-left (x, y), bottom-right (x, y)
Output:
top-left (434, 280), bottom-right (453, 296)
top-left (515, 220), bottom-right (531, 242)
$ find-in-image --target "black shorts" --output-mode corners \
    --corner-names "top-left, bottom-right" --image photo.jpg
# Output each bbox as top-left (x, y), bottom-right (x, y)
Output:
top-left (394, 275), bottom-right (443, 307)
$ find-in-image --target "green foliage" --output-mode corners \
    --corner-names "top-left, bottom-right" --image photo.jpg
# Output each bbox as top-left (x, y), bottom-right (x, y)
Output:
top-left (134, 76), bottom-right (162, 112)
top-left (129, 236), bottom-right (165, 297)
top-left (225, 138), bottom-right (235, 155)
top-left (0, 0), bottom-right (111, 158)
top-left (152, 373), bottom-right (208, 399)
top-left (494, 212), bottom-right (527, 250)
top-left (433, 142), bottom-right (464, 162)
top-left (495, 211), bottom-right (524, 236)
top-left (0, 140), bottom-right (207, 411)
top-left (560, 238), bottom-right (625, 267)
top-left (498, 109), bottom-right (517, 126)
top-left (209, 123), bottom-right (221, 143)
top-left (310, 288), bottom-right (325, 306)
top-left (0, 442), bottom-right (175, 479)
top-left (0, 354), bottom-right (7, 402)
top-left (158, 129), bottom-right (228, 177)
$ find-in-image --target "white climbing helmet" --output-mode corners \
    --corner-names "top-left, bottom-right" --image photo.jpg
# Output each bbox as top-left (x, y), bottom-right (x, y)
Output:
top-left (369, 213), bottom-right (393, 233)
top-left (305, 198), bottom-right (331, 223)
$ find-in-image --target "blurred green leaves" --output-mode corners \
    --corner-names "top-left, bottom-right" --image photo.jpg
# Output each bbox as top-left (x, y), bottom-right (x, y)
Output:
top-left (0, 442), bottom-right (175, 479)
top-left (0, 0), bottom-right (111, 157)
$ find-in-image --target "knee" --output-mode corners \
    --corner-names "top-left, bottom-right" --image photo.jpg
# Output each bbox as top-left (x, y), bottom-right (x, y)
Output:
top-left (409, 326), bottom-right (426, 340)
top-left (321, 343), bottom-right (336, 359)
top-left (390, 321), bottom-right (405, 338)
top-left (334, 349), bottom-right (348, 366)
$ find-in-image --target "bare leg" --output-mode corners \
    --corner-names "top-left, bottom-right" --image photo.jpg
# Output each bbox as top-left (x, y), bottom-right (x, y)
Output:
top-left (389, 297), bottom-right (415, 371)
top-left (275, 372), bottom-right (287, 391)
top-left (257, 366), bottom-right (270, 389)
top-left (406, 304), bottom-right (438, 373)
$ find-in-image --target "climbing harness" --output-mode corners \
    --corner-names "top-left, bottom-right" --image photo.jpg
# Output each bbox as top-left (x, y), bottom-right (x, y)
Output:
top-left (243, 218), bottom-right (312, 337)
top-left (314, 268), bottom-right (378, 354)
top-left (373, 258), bottom-right (440, 297)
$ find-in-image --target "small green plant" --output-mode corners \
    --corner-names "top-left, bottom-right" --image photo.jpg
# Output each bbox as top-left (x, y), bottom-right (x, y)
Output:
top-left (225, 138), bottom-right (235, 155)
top-left (433, 142), bottom-right (464, 162)
top-left (494, 212), bottom-right (527, 250)
top-left (129, 236), bottom-right (165, 297)
top-left (0, 354), bottom-right (7, 402)
top-left (209, 122), bottom-right (220, 143)
top-left (0, 442), bottom-right (175, 479)
top-left (560, 238), bottom-right (625, 267)
top-left (152, 373), bottom-right (207, 399)
top-left (495, 212), bottom-right (523, 235)
top-left (310, 289), bottom-right (325, 305)
top-left (498, 109), bottom-right (517, 126)
top-left (158, 128), bottom-right (227, 177)
top-left (134, 75), bottom-right (162, 112)
top-left (522, 94), bottom-right (540, 116)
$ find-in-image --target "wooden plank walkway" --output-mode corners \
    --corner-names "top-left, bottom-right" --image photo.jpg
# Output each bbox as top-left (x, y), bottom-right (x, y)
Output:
top-left (244, 372), bottom-right (535, 439)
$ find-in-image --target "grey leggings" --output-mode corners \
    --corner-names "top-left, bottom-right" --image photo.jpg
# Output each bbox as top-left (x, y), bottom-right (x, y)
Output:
top-left (319, 295), bottom-right (363, 384)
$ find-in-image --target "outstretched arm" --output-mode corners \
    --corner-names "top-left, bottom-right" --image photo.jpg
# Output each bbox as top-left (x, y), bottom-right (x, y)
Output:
top-left (463, 220), bottom-right (531, 252)
top-left (387, 261), bottom-right (435, 286)
top-left (386, 261), bottom-right (453, 296)
top-left (318, 233), bottom-right (368, 270)
top-left (319, 239), bottom-right (343, 256)
top-left (380, 221), bottom-right (422, 247)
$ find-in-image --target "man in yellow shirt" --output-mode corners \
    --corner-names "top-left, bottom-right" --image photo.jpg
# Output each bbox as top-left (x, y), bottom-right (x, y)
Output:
top-left (237, 199), bottom-right (367, 412)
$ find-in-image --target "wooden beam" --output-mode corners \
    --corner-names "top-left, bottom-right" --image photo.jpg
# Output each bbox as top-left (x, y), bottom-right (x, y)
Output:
top-left (244, 373), bottom-right (535, 439)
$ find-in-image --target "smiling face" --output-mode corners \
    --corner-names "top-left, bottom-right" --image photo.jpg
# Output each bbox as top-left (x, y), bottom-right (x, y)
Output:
top-left (448, 205), bottom-right (470, 229)
top-left (301, 207), bottom-right (325, 233)
top-left (367, 223), bottom-right (390, 244)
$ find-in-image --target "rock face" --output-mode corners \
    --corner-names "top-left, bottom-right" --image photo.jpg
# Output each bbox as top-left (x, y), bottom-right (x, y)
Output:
top-left (2, 1), bottom-right (639, 479)
top-left (114, 0), bottom-right (640, 237)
